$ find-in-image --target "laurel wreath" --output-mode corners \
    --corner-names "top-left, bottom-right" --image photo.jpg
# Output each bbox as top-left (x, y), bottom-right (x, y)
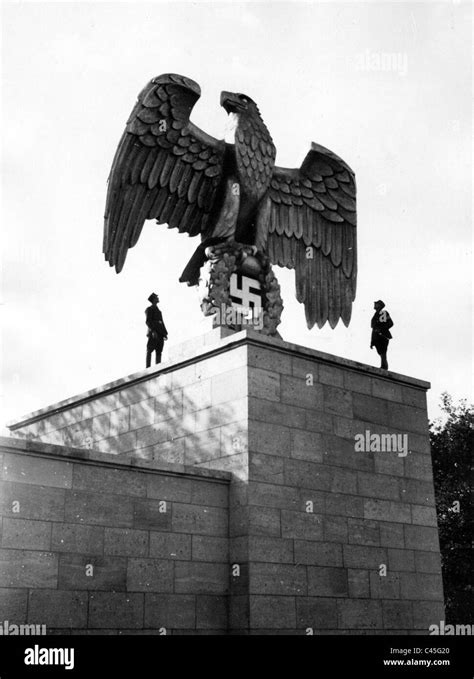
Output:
top-left (199, 243), bottom-right (283, 336)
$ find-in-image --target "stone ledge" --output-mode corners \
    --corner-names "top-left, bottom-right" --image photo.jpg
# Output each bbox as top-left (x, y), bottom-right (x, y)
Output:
top-left (0, 436), bottom-right (231, 483)
top-left (7, 329), bottom-right (430, 430)
top-left (246, 331), bottom-right (430, 390)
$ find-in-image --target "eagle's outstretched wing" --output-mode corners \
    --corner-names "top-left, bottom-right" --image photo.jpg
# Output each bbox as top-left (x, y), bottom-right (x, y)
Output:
top-left (267, 142), bottom-right (357, 329)
top-left (103, 74), bottom-right (225, 272)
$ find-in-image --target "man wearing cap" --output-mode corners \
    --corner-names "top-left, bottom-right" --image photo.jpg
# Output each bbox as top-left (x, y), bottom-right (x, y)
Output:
top-left (145, 293), bottom-right (168, 368)
top-left (370, 300), bottom-right (393, 370)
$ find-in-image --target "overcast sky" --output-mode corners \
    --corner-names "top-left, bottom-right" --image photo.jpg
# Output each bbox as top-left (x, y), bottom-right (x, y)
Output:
top-left (1, 1), bottom-right (472, 431)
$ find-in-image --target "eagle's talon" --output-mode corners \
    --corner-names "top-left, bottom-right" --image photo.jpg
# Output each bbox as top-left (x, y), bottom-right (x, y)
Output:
top-left (239, 245), bottom-right (258, 259)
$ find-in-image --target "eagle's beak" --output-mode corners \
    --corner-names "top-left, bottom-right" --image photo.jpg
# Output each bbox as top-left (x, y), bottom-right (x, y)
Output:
top-left (220, 91), bottom-right (241, 114)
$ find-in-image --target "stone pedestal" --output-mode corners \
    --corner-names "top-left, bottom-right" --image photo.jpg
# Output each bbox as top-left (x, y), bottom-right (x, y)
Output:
top-left (6, 329), bottom-right (444, 633)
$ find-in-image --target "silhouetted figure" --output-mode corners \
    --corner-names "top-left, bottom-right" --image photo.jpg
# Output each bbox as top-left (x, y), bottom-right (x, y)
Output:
top-left (145, 293), bottom-right (168, 368)
top-left (370, 300), bottom-right (393, 370)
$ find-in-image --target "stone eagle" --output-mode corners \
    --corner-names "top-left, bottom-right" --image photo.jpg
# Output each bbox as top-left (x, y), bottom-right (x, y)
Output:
top-left (103, 73), bottom-right (357, 329)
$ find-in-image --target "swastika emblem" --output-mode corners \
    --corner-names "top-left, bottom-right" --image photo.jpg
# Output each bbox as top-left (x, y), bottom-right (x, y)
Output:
top-left (229, 273), bottom-right (262, 317)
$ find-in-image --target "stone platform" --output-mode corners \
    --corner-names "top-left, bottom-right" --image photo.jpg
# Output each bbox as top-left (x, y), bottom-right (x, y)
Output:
top-left (4, 329), bottom-right (444, 633)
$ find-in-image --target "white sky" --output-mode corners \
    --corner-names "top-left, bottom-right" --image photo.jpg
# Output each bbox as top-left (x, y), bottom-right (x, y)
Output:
top-left (1, 1), bottom-right (472, 430)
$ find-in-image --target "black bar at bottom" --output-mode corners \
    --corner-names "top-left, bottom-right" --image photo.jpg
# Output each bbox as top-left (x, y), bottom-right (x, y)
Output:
top-left (0, 634), bottom-right (472, 678)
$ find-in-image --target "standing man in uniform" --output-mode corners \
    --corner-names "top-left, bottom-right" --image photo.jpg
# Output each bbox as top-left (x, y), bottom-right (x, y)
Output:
top-left (145, 292), bottom-right (168, 368)
top-left (370, 299), bottom-right (393, 370)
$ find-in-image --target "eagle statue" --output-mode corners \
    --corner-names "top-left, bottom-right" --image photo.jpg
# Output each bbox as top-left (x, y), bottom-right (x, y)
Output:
top-left (103, 73), bottom-right (357, 330)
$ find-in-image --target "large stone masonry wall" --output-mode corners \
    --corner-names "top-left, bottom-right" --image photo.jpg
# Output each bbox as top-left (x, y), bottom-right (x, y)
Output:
top-left (7, 329), bottom-right (444, 634)
top-left (8, 331), bottom-right (249, 477)
top-left (0, 437), bottom-right (230, 634)
top-left (243, 342), bottom-right (444, 633)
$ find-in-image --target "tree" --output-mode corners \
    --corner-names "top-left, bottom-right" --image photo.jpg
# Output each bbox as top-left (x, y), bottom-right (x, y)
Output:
top-left (430, 393), bottom-right (473, 623)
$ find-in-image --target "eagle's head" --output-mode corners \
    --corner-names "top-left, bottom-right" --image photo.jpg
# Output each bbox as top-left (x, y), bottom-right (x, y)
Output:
top-left (220, 91), bottom-right (256, 115)
top-left (220, 90), bottom-right (269, 145)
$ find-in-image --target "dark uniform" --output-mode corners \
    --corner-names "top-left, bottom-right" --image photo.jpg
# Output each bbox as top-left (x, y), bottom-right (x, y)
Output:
top-left (370, 301), bottom-right (393, 370)
top-left (145, 294), bottom-right (168, 368)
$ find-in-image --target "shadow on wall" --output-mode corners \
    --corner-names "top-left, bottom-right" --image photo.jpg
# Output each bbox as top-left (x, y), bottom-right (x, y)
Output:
top-left (11, 369), bottom-right (248, 478)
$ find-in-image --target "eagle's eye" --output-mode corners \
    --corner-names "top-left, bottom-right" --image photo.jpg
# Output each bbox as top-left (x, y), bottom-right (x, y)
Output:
top-left (239, 96), bottom-right (248, 104)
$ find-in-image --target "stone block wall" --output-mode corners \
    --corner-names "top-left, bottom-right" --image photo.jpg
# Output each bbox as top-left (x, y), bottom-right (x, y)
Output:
top-left (242, 342), bottom-right (444, 633)
top-left (0, 437), bottom-right (230, 634)
top-left (8, 333), bottom-right (248, 477)
top-left (6, 329), bottom-right (444, 634)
